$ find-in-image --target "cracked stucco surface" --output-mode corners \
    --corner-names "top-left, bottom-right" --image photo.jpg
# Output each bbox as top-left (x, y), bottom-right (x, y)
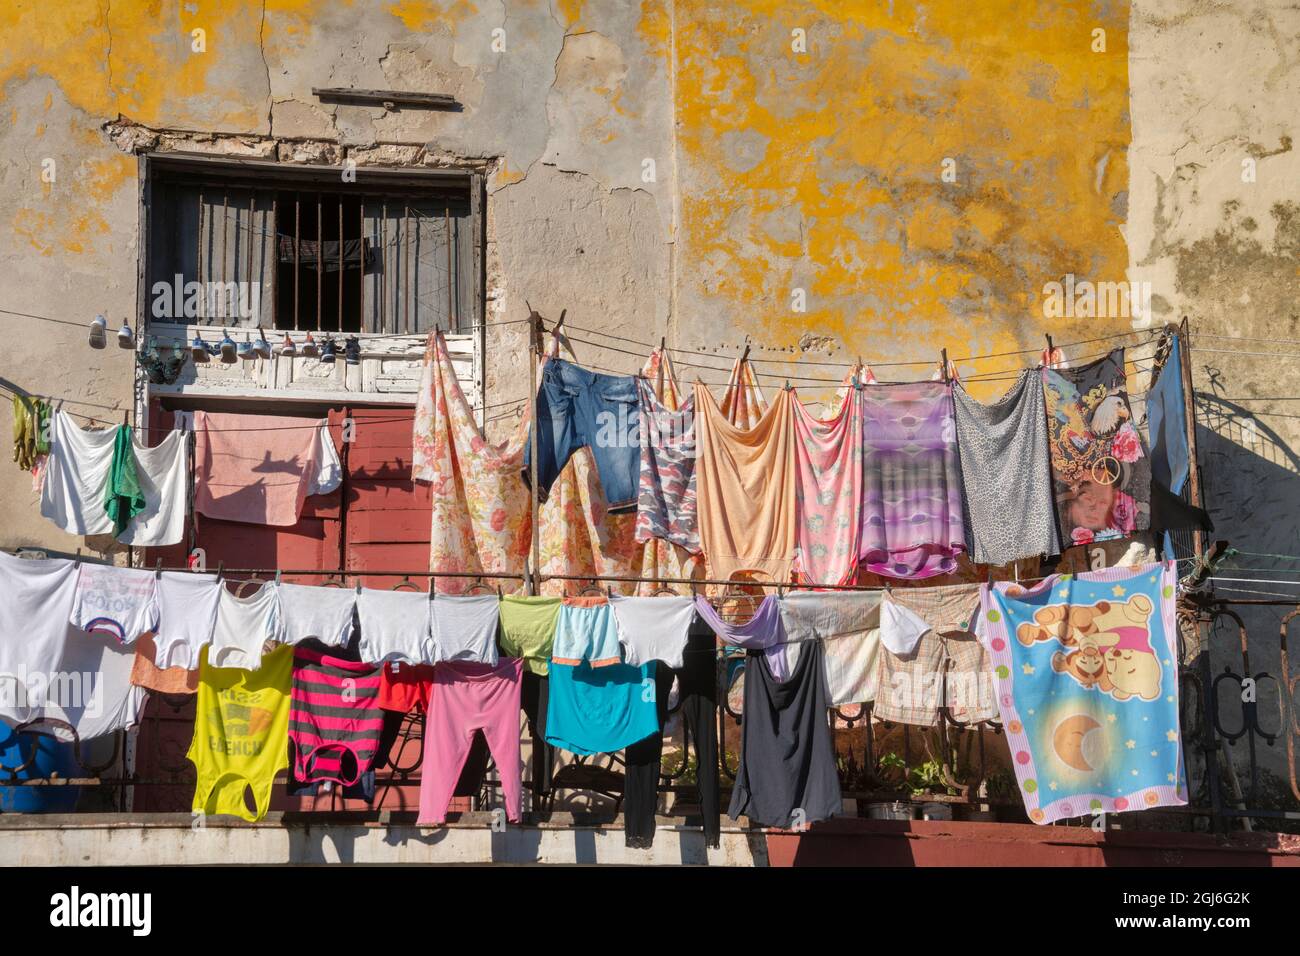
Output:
top-left (1127, 0), bottom-right (1300, 787)
top-left (0, 1), bottom-right (1296, 615)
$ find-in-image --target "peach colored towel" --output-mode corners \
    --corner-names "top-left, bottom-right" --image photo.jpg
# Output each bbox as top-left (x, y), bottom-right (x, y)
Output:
top-left (194, 411), bottom-right (338, 526)
top-left (693, 384), bottom-right (797, 583)
top-left (131, 633), bottom-right (199, 695)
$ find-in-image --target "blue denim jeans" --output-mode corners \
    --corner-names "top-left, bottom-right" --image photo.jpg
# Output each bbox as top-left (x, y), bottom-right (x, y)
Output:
top-left (523, 359), bottom-right (640, 513)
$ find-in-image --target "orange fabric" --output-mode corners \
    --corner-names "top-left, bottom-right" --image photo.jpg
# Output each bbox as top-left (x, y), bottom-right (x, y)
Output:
top-left (378, 663), bottom-right (437, 713)
top-left (718, 357), bottom-right (767, 428)
top-left (562, 595), bottom-right (608, 607)
top-left (693, 384), bottom-right (797, 583)
top-left (130, 633), bottom-right (199, 694)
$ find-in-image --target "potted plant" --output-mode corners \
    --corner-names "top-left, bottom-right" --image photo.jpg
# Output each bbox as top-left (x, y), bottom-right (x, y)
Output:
top-left (865, 752), bottom-right (916, 820)
top-left (909, 759), bottom-right (956, 821)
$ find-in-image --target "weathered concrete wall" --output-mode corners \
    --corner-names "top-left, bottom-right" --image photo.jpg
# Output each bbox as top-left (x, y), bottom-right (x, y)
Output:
top-left (671, 0), bottom-right (1134, 399)
top-left (0, 0), bottom-right (676, 550)
top-left (1127, 0), bottom-right (1300, 795)
top-left (1, 0), bottom-right (1296, 638)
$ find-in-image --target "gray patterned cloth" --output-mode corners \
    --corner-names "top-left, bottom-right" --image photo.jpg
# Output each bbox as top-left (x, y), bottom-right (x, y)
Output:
top-left (953, 369), bottom-right (1061, 564)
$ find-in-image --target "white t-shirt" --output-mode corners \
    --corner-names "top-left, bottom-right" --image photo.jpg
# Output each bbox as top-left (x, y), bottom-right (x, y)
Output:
top-left (154, 571), bottom-right (222, 670)
top-left (431, 595), bottom-right (500, 664)
top-left (70, 564), bottom-right (159, 645)
top-left (40, 411), bottom-right (187, 546)
top-left (278, 582), bottom-right (356, 647)
top-left (0, 552), bottom-right (79, 723)
top-left (20, 625), bottom-right (146, 741)
top-left (356, 589), bottom-right (433, 664)
top-left (210, 582), bottom-right (282, 671)
top-left (609, 595), bottom-right (695, 669)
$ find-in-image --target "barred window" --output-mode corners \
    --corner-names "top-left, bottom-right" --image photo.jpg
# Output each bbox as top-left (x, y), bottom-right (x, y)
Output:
top-left (142, 152), bottom-right (483, 334)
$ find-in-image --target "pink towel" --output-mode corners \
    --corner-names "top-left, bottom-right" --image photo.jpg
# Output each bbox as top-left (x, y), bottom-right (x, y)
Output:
top-left (194, 411), bottom-right (338, 527)
top-left (792, 377), bottom-right (864, 586)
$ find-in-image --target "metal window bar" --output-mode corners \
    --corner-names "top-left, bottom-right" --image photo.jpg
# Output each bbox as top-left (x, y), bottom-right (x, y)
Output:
top-left (316, 192), bottom-right (322, 331)
top-left (153, 174), bottom-right (474, 335)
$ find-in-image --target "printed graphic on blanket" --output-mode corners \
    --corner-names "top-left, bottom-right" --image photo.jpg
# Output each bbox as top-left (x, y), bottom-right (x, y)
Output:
top-left (1043, 348), bottom-right (1151, 546)
top-left (980, 561), bottom-right (1185, 825)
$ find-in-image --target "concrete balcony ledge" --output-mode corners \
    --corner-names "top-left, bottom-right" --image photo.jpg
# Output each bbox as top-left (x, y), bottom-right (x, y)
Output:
top-left (2, 813), bottom-right (1298, 866)
top-left (0, 812), bottom-right (760, 866)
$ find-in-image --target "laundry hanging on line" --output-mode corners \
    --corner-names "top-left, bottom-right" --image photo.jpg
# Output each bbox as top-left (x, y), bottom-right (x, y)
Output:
top-left (0, 555), bottom-right (1190, 831)
top-left (194, 410), bottom-right (341, 527)
top-left (953, 368), bottom-right (1063, 565)
top-left (40, 410), bottom-right (189, 546)
top-left (979, 560), bottom-right (1186, 824)
top-left (1043, 348), bottom-right (1151, 547)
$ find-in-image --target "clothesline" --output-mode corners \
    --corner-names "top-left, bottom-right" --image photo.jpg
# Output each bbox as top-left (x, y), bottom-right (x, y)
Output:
top-left (1, 385), bottom-right (419, 435)
top-left (562, 336), bottom-right (1158, 392)
top-left (1, 298), bottom-right (1171, 376)
top-left (562, 321), bottom-right (1162, 381)
top-left (0, 550), bottom-right (1192, 832)
top-left (562, 320), bottom-right (1158, 368)
top-left (124, 561), bottom-right (977, 590)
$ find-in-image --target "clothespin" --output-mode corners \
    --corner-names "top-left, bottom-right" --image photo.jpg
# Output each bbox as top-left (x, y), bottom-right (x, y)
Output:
top-left (655, 336), bottom-right (667, 398)
top-left (940, 349), bottom-right (950, 383)
top-left (429, 575), bottom-right (436, 600)
top-left (155, 558), bottom-right (163, 579)
top-left (1043, 334), bottom-right (1057, 369)
top-left (74, 547), bottom-right (81, 568)
top-left (739, 341), bottom-right (751, 365)
top-left (497, 583), bottom-right (503, 599)
top-left (275, 568), bottom-right (282, 585)
top-left (216, 561), bottom-right (224, 581)
top-left (606, 584), bottom-right (614, 600)
top-left (355, 579), bottom-right (363, 595)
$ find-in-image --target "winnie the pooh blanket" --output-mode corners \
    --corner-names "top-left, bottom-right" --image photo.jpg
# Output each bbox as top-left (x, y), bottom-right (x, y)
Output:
top-left (980, 561), bottom-right (1185, 824)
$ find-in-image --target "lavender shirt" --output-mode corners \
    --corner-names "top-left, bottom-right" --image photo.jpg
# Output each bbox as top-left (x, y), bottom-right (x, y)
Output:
top-left (693, 594), bottom-right (790, 680)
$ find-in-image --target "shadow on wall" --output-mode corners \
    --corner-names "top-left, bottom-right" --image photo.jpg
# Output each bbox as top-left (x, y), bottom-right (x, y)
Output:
top-left (1193, 395), bottom-right (1300, 801)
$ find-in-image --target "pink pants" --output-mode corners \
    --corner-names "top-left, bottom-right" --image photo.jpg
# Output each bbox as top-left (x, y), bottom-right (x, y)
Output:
top-left (417, 657), bottom-right (524, 825)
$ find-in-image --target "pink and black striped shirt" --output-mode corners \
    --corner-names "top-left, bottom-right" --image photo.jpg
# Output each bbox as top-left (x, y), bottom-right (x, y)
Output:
top-left (289, 646), bottom-right (384, 787)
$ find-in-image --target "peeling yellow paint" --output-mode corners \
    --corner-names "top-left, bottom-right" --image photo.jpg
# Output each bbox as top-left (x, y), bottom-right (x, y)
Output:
top-left (386, 0), bottom-right (477, 33)
top-left (556, 0), bottom-right (588, 33)
top-left (636, 0), bottom-right (672, 60)
top-left (494, 159), bottom-right (527, 187)
top-left (673, 0), bottom-right (1132, 398)
top-left (11, 209), bottom-right (57, 257)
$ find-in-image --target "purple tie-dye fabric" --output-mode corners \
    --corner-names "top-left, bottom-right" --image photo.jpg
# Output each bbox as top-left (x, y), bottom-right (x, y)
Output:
top-left (859, 382), bottom-right (967, 579)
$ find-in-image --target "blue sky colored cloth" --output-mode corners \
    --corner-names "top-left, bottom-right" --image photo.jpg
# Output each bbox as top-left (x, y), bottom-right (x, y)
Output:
top-left (980, 561), bottom-right (1185, 825)
top-left (545, 660), bottom-right (659, 755)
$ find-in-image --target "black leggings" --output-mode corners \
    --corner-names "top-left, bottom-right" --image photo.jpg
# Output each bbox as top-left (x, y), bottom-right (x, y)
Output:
top-left (623, 625), bottom-right (719, 848)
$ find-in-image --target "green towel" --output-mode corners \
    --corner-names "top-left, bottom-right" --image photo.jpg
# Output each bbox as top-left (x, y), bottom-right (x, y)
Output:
top-left (104, 424), bottom-right (146, 536)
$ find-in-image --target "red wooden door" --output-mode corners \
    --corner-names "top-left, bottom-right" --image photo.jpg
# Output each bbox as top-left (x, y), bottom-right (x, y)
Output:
top-left (136, 404), bottom-right (436, 814)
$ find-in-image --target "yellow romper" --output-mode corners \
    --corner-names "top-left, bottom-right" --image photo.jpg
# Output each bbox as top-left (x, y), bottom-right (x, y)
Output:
top-left (187, 644), bottom-right (292, 822)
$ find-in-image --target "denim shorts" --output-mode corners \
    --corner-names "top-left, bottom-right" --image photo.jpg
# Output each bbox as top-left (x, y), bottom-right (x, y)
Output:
top-left (523, 359), bottom-right (640, 513)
